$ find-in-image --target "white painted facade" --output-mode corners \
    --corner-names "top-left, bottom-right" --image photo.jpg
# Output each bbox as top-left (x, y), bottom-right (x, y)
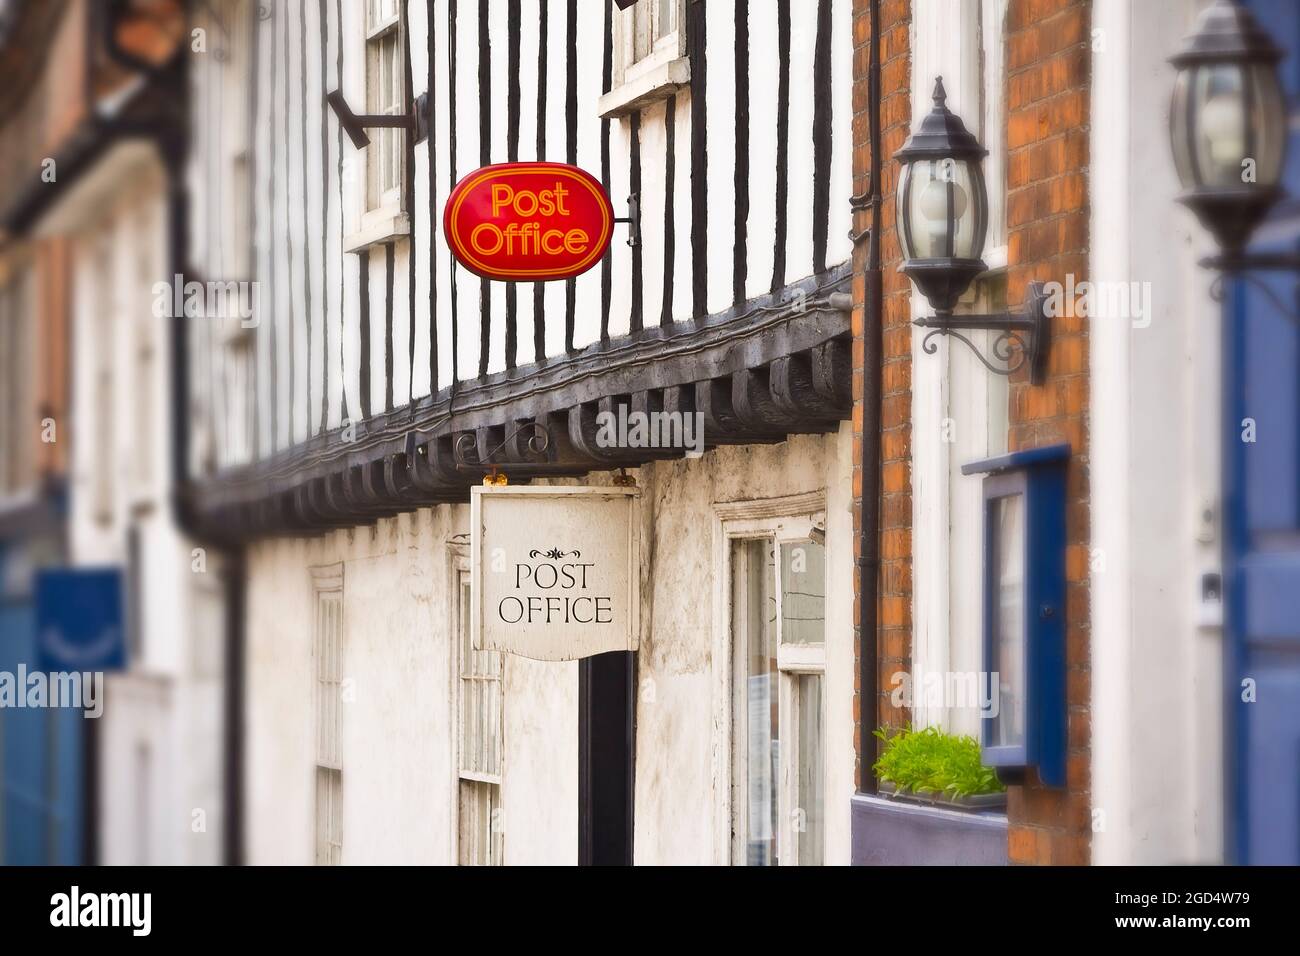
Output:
top-left (188, 0), bottom-right (855, 464)
top-left (1088, 0), bottom-right (1223, 865)
top-left (244, 426), bottom-right (853, 865)
top-left (181, 0), bottom-right (860, 865)
top-left (35, 142), bottom-right (228, 865)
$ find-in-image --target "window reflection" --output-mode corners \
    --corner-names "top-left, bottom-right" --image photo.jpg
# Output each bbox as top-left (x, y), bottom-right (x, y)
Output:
top-left (991, 494), bottom-right (1025, 749)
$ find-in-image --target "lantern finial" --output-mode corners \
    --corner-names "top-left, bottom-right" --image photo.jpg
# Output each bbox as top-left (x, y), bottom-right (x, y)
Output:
top-left (932, 76), bottom-right (947, 109)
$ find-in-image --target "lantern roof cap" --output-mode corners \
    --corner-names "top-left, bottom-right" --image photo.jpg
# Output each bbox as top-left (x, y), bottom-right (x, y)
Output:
top-left (1170, 0), bottom-right (1282, 67)
top-left (895, 77), bottom-right (988, 162)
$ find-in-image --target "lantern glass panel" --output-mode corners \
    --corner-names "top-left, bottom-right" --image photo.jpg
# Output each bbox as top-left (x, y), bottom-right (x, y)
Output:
top-left (898, 157), bottom-right (986, 260)
top-left (1172, 60), bottom-right (1285, 191)
top-left (1250, 60), bottom-right (1286, 187)
top-left (1196, 62), bottom-right (1250, 186)
top-left (989, 493), bottom-right (1026, 751)
top-left (1170, 67), bottom-right (1197, 188)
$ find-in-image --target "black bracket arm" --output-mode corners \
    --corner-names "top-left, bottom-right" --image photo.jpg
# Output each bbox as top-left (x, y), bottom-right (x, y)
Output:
top-left (326, 90), bottom-right (430, 149)
top-left (913, 281), bottom-right (1051, 385)
top-left (615, 194), bottom-right (640, 248)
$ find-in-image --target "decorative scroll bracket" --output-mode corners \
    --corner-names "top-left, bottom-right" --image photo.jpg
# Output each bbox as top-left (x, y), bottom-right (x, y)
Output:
top-left (453, 421), bottom-right (574, 476)
top-left (1204, 251), bottom-right (1300, 325)
top-left (913, 281), bottom-right (1051, 385)
top-left (326, 90), bottom-right (430, 149)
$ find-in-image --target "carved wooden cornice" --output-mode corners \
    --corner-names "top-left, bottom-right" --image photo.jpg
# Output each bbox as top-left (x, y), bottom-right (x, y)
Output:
top-left (185, 263), bottom-right (854, 543)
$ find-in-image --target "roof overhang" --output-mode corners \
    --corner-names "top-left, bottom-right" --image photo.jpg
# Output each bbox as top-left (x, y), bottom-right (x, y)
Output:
top-left (185, 262), bottom-right (855, 543)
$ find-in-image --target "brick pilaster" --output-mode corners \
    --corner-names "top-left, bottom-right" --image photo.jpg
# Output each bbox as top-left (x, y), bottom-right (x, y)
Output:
top-left (852, 0), bottom-right (912, 789)
top-left (1004, 0), bottom-right (1092, 866)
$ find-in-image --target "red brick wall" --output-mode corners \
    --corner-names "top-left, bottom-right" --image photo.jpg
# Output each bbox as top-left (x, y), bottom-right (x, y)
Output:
top-left (1004, 0), bottom-right (1091, 866)
top-left (851, 0), bottom-right (912, 790)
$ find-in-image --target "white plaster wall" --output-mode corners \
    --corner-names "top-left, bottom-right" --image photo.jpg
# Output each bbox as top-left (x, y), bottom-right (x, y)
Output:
top-left (336, 512), bottom-right (451, 863)
top-left (245, 504), bottom-right (578, 865)
top-left (631, 425), bottom-right (855, 865)
top-left (245, 427), bottom-right (854, 865)
top-left (245, 536), bottom-right (317, 864)
top-left (49, 145), bottom-right (226, 864)
top-left (1090, 0), bottom-right (1224, 865)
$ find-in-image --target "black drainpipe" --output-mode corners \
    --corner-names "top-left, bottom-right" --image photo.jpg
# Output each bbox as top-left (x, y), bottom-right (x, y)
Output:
top-left (857, 0), bottom-right (883, 794)
top-left (103, 1), bottom-right (245, 865)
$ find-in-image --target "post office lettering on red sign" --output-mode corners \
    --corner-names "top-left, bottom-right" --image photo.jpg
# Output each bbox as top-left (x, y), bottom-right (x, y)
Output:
top-left (444, 162), bottom-right (613, 282)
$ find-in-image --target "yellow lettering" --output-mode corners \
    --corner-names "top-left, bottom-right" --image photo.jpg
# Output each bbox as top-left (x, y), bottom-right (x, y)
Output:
top-left (564, 228), bottom-right (589, 255)
top-left (490, 184), bottom-right (513, 218)
top-left (470, 222), bottom-right (504, 255)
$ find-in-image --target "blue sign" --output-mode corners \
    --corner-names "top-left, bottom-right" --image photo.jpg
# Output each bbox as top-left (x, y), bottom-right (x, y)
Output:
top-left (35, 568), bottom-right (126, 672)
top-left (962, 443), bottom-right (1069, 789)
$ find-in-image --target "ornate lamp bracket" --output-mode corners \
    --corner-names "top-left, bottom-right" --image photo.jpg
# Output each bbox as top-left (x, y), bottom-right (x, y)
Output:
top-left (913, 281), bottom-right (1051, 385)
top-left (453, 421), bottom-right (561, 475)
top-left (1204, 252), bottom-right (1300, 324)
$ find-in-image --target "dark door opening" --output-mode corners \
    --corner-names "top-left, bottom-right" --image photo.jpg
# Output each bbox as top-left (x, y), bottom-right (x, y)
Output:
top-left (578, 650), bottom-right (635, 865)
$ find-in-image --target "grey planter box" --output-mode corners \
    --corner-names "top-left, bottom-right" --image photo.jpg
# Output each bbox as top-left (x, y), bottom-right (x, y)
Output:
top-left (851, 793), bottom-right (1008, 866)
top-left (877, 781), bottom-right (1008, 811)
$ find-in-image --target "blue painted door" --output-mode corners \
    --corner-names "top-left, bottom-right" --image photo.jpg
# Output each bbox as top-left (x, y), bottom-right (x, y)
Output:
top-left (1227, 0), bottom-right (1300, 868)
top-left (0, 544), bottom-right (84, 865)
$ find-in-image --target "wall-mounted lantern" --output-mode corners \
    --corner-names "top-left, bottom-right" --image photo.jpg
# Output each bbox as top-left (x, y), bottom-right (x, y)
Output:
top-left (1170, 0), bottom-right (1287, 258)
top-left (962, 443), bottom-right (1069, 788)
top-left (896, 78), bottom-right (1051, 384)
top-left (1169, 0), bottom-right (1300, 317)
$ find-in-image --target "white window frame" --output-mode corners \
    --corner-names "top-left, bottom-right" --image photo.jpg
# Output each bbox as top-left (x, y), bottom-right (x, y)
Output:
top-left (131, 204), bottom-right (159, 498)
top-left (311, 563), bottom-right (345, 865)
top-left (979, 0), bottom-right (1009, 270)
top-left (91, 233), bottom-right (116, 526)
top-left (451, 550), bottom-right (504, 865)
top-left (343, 0), bottom-right (410, 252)
top-left (598, 0), bottom-right (690, 119)
top-left (711, 491), bottom-right (828, 867)
top-left (0, 278), bottom-right (12, 498)
top-left (910, 0), bottom-right (1010, 738)
top-left (0, 267), bottom-right (33, 500)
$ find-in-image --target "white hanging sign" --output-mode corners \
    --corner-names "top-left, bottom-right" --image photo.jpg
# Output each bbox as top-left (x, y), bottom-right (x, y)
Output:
top-left (471, 486), bottom-right (641, 661)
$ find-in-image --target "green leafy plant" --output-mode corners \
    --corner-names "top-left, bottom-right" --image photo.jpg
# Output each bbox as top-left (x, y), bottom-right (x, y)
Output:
top-left (872, 725), bottom-right (1004, 798)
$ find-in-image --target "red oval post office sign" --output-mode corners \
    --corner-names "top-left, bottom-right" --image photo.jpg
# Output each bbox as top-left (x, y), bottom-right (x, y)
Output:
top-left (443, 162), bottom-right (614, 281)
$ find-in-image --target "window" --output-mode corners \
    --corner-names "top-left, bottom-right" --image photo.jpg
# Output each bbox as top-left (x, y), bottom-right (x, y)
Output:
top-left (219, 0), bottom-right (254, 280)
top-left (599, 0), bottom-right (689, 118)
top-left (0, 272), bottom-right (33, 498)
top-left (910, 0), bottom-right (1011, 739)
top-left (979, 0), bottom-right (1009, 268)
top-left (963, 446), bottom-right (1069, 787)
top-left (624, 0), bottom-right (679, 76)
top-left (454, 559), bottom-right (503, 865)
top-left (989, 492), bottom-right (1025, 749)
top-left (134, 742), bottom-right (152, 866)
top-left (312, 565), bottom-right (344, 865)
top-left (365, 0), bottom-right (404, 214)
top-left (92, 238), bottom-right (116, 525)
top-left (316, 767), bottom-right (343, 866)
top-left (132, 210), bottom-right (156, 493)
top-left (726, 514), bottom-right (826, 866)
